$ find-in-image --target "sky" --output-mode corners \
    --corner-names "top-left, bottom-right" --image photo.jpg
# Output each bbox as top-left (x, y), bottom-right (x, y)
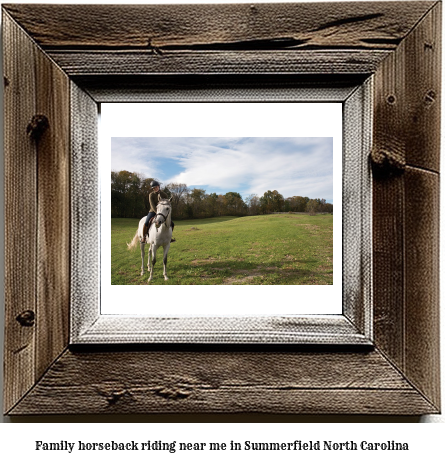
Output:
top-left (111, 137), bottom-right (333, 203)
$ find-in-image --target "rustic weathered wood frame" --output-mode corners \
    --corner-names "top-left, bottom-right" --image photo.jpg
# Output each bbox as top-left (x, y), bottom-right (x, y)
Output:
top-left (3, 2), bottom-right (441, 415)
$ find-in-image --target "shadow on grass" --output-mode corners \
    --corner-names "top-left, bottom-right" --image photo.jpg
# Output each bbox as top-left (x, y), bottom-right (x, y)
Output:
top-left (123, 258), bottom-right (333, 285)
top-left (188, 258), bottom-right (321, 271)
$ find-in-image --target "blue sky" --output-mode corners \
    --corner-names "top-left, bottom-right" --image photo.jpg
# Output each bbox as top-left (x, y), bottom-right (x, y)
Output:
top-left (111, 137), bottom-right (333, 203)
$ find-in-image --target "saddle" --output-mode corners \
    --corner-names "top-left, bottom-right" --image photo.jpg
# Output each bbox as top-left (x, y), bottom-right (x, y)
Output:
top-left (147, 216), bottom-right (156, 229)
top-left (142, 215), bottom-right (176, 243)
top-left (140, 216), bottom-right (156, 244)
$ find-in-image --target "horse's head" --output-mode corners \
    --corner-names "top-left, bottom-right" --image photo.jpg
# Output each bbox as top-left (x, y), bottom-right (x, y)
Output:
top-left (155, 200), bottom-right (172, 228)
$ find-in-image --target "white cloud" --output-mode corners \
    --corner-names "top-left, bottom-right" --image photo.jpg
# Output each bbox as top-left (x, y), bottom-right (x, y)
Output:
top-left (111, 137), bottom-right (334, 201)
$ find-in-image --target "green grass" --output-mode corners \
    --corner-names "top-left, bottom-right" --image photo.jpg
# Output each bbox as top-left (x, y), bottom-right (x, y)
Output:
top-left (111, 214), bottom-right (333, 285)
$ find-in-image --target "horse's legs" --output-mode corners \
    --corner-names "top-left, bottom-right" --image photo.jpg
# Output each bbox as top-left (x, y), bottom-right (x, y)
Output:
top-left (147, 244), bottom-right (151, 275)
top-left (140, 242), bottom-right (145, 276)
top-left (148, 244), bottom-right (157, 283)
top-left (147, 244), bottom-right (152, 282)
top-left (162, 243), bottom-right (171, 281)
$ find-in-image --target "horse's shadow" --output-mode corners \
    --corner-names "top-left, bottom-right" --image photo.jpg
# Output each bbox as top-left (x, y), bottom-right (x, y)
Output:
top-left (154, 257), bottom-right (332, 285)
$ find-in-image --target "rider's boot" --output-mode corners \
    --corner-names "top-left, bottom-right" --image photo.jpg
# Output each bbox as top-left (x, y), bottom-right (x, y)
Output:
top-left (141, 224), bottom-right (149, 243)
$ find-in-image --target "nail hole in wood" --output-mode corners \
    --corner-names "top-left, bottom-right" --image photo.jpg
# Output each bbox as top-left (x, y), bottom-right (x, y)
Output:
top-left (16, 310), bottom-right (35, 327)
top-left (425, 90), bottom-right (436, 105)
top-left (27, 114), bottom-right (49, 140)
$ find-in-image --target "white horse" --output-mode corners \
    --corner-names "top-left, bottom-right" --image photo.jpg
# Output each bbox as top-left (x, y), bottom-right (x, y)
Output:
top-left (127, 198), bottom-right (173, 282)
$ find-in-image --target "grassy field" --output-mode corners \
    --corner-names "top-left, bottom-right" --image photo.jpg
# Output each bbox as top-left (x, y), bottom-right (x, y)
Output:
top-left (111, 214), bottom-right (333, 285)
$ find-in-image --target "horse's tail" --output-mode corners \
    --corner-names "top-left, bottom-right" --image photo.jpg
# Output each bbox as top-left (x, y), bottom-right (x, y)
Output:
top-left (127, 229), bottom-right (140, 251)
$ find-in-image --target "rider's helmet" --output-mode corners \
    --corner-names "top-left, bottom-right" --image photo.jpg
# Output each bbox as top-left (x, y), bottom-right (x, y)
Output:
top-left (150, 180), bottom-right (160, 188)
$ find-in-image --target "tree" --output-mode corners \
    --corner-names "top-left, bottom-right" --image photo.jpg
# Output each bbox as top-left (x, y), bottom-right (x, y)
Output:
top-left (286, 196), bottom-right (309, 212)
top-left (314, 198), bottom-right (333, 213)
top-left (224, 192), bottom-right (245, 215)
top-left (189, 188), bottom-right (206, 218)
top-left (245, 194), bottom-right (260, 216)
top-left (283, 198), bottom-right (291, 212)
top-left (305, 198), bottom-right (333, 214)
top-left (216, 194), bottom-right (226, 216)
top-left (111, 170), bottom-right (145, 217)
top-left (110, 171), bottom-right (333, 219)
top-left (260, 190), bottom-right (284, 213)
top-left (324, 202), bottom-right (333, 214)
top-left (165, 182), bottom-right (188, 219)
top-left (207, 192), bottom-right (218, 217)
top-left (306, 198), bottom-right (319, 215)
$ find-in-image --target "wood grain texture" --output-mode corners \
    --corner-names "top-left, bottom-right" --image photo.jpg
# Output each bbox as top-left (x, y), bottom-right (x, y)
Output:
top-left (342, 81), bottom-right (373, 336)
top-left (47, 50), bottom-right (391, 77)
top-left (35, 43), bottom-right (71, 380)
top-left (371, 1), bottom-right (441, 173)
top-left (404, 168), bottom-right (440, 408)
top-left (8, 349), bottom-right (437, 415)
top-left (3, 2), bottom-right (433, 80)
top-left (3, 11), bottom-right (71, 412)
top-left (3, 12), bottom-right (38, 414)
top-left (70, 83), bottom-right (99, 339)
top-left (401, 2), bottom-right (441, 410)
top-left (372, 3), bottom-right (441, 411)
top-left (372, 30), bottom-right (405, 370)
top-left (372, 173), bottom-right (405, 371)
top-left (2, 2), bottom-right (435, 50)
top-left (404, 2), bottom-right (441, 172)
top-left (75, 316), bottom-right (370, 345)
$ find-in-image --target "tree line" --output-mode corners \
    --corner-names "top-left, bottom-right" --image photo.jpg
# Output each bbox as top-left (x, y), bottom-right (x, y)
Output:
top-left (111, 170), bottom-right (333, 220)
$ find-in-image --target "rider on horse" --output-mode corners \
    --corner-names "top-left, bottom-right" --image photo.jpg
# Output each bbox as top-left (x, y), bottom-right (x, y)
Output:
top-left (141, 180), bottom-right (175, 243)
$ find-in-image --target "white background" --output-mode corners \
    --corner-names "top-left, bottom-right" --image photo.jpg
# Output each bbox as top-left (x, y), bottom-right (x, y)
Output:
top-left (0, 0), bottom-right (444, 460)
top-left (101, 102), bottom-right (342, 316)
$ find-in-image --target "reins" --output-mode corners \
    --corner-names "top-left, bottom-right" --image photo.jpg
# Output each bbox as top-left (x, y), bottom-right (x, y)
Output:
top-left (155, 212), bottom-right (168, 222)
top-left (154, 201), bottom-right (171, 226)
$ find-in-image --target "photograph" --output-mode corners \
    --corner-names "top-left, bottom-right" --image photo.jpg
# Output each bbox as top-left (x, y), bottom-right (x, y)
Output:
top-left (100, 102), bottom-right (342, 317)
top-left (112, 137), bottom-right (334, 286)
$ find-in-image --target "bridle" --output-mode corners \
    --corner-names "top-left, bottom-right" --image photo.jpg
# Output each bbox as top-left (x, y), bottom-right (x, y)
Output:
top-left (155, 201), bottom-right (171, 224)
top-left (155, 212), bottom-right (168, 223)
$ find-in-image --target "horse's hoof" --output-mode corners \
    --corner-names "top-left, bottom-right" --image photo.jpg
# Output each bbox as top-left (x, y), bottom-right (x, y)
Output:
top-left (140, 271), bottom-right (144, 276)
top-left (164, 276), bottom-right (169, 281)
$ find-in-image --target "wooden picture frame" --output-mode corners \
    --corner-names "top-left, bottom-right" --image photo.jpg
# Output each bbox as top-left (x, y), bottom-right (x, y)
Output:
top-left (73, 85), bottom-right (370, 345)
top-left (2, 2), bottom-right (441, 415)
